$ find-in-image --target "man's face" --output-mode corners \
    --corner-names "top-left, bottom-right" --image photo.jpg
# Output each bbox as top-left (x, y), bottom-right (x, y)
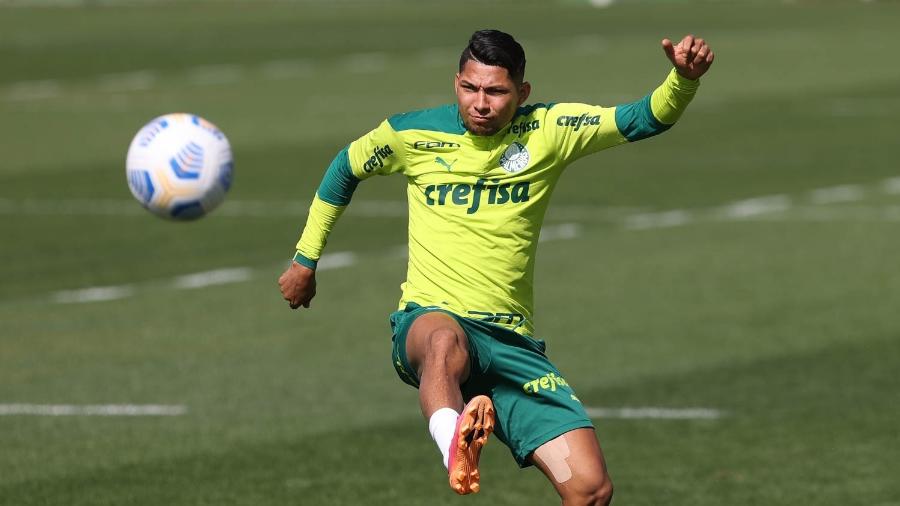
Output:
top-left (455, 59), bottom-right (531, 136)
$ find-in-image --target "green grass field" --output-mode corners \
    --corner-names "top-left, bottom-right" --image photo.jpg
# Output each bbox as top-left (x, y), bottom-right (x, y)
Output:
top-left (2, 0), bottom-right (899, 504)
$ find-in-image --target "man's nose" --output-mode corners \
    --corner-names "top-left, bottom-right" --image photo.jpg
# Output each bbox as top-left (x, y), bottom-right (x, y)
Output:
top-left (475, 91), bottom-right (489, 112)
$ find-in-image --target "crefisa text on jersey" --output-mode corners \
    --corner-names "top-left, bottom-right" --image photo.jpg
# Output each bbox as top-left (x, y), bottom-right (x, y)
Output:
top-left (507, 119), bottom-right (540, 137)
top-left (556, 113), bottom-right (601, 131)
top-left (362, 144), bottom-right (395, 173)
top-left (424, 178), bottom-right (530, 214)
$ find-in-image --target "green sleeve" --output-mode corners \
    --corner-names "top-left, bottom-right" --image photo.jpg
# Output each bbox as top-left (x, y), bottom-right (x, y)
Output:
top-left (614, 68), bottom-right (700, 142)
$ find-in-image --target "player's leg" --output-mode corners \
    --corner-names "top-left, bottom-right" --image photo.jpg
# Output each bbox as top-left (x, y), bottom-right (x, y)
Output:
top-left (404, 311), bottom-right (495, 494)
top-left (530, 428), bottom-right (613, 506)
top-left (405, 311), bottom-right (471, 417)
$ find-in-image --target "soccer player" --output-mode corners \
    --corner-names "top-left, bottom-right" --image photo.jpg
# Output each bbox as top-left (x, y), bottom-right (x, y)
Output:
top-left (279, 30), bottom-right (713, 505)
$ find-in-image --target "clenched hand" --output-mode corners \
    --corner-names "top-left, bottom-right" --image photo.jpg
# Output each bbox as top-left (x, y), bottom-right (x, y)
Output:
top-left (278, 261), bottom-right (317, 309)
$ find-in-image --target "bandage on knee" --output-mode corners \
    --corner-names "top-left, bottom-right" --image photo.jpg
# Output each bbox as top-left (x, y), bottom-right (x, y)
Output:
top-left (534, 434), bottom-right (573, 483)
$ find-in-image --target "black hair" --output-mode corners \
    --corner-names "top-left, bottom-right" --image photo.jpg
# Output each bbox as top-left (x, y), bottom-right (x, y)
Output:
top-left (459, 29), bottom-right (526, 84)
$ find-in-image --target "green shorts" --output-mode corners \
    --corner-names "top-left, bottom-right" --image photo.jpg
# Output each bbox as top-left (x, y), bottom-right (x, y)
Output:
top-left (389, 302), bottom-right (593, 467)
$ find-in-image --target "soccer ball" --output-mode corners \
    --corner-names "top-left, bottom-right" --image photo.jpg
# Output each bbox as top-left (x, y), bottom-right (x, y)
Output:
top-left (125, 113), bottom-right (233, 220)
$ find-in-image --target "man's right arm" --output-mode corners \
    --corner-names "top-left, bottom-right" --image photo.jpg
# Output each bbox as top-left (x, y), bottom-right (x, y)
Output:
top-left (279, 120), bottom-right (406, 309)
top-left (293, 146), bottom-right (359, 271)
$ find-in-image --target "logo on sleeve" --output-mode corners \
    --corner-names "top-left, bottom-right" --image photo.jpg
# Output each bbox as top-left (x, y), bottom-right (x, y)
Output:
top-left (556, 113), bottom-right (601, 131)
top-left (499, 142), bottom-right (530, 173)
top-left (362, 144), bottom-right (394, 173)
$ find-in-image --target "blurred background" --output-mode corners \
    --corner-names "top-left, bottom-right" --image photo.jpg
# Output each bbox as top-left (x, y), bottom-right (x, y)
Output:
top-left (1, 0), bottom-right (899, 504)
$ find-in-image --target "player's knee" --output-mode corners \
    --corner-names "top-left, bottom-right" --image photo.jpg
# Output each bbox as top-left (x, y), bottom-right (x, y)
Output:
top-left (422, 327), bottom-right (468, 370)
top-left (588, 475), bottom-right (613, 506)
top-left (566, 473), bottom-right (613, 506)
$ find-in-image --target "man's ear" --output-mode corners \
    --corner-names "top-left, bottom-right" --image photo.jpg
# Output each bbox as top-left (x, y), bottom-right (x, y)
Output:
top-left (518, 81), bottom-right (532, 105)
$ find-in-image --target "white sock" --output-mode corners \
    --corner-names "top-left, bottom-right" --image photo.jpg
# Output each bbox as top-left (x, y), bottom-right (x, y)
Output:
top-left (428, 407), bottom-right (460, 469)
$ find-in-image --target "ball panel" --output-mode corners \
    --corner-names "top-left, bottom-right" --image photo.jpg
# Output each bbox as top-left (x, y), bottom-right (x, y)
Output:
top-left (126, 169), bottom-right (156, 205)
top-left (168, 141), bottom-right (204, 180)
top-left (170, 201), bottom-right (205, 220)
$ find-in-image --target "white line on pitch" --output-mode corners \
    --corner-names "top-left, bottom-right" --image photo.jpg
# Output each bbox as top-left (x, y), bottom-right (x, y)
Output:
top-left (259, 58), bottom-right (316, 80)
top-left (316, 251), bottom-right (358, 271)
top-left (0, 404), bottom-right (187, 416)
top-left (882, 177), bottom-right (900, 195)
top-left (585, 407), bottom-right (724, 420)
top-left (0, 197), bottom-right (634, 221)
top-left (624, 210), bottom-right (692, 230)
top-left (539, 223), bottom-right (582, 242)
top-left (47, 250), bottom-right (358, 304)
top-left (97, 70), bottom-right (158, 92)
top-left (171, 267), bottom-right (254, 289)
top-left (337, 52), bottom-right (388, 74)
top-left (740, 205), bottom-right (900, 222)
top-left (588, 0), bottom-right (617, 9)
top-left (0, 198), bottom-right (144, 216)
top-left (186, 64), bottom-right (243, 86)
top-left (41, 225), bottom-right (577, 306)
top-left (829, 98), bottom-right (899, 117)
top-left (52, 285), bottom-right (134, 304)
top-left (720, 195), bottom-right (791, 219)
top-left (5, 79), bottom-right (61, 101)
top-left (416, 47), bottom-right (460, 67)
top-left (808, 184), bottom-right (864, 204)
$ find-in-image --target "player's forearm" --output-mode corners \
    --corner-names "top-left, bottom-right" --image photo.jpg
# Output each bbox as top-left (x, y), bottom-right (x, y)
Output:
top-left (649, 68), bottom-right (700, 125)
top-left (614, 68), bottom-right (699, 142)
top-left (294, 195), bottom-right (346, 268)
top-left (293, 146), bottom-right (360, 269)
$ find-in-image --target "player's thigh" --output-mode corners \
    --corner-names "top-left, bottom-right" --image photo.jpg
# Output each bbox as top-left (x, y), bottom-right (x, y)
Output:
top-left (530, 428), bottom-right (612, 502)
top-left (405, 311), bottom-right (470, 376)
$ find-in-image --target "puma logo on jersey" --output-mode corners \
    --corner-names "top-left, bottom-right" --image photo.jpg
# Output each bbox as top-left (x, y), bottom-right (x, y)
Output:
top-left (435, 156), bottom-right (457, 171)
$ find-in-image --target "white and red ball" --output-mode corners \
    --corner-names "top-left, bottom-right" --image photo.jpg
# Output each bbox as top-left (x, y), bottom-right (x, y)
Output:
top-left (126, 113), bottom-right (233, 220)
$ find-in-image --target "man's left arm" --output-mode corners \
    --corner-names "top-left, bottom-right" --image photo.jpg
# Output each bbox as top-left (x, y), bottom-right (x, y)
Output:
top-left (549, 35), bottom-right (714, 163)
top-left (617, 34), bottom-right (714, 141)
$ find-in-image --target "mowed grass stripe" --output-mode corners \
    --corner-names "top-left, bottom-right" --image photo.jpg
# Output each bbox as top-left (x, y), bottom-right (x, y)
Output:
top-left (42, 222), bottom-right (582, 305)
top-left (0, 404), bottom-right (187, 416)
top-left (585, 407), bottom-right (724, 420)
top-left (2, 173), bottom-right (899, 220)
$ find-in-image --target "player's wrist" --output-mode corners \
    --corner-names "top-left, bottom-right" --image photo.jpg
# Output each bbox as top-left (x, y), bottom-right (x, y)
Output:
top-left (671, 67), bottom-right (701, 85)
top-left (293, 250), bottom-right (318, 270)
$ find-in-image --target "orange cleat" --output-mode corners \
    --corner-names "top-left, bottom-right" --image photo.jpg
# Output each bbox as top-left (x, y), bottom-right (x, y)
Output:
top-left (447, 395), bottom-right (495, 495)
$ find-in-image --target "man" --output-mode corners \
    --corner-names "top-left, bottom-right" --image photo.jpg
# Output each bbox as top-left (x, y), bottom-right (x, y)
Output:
top-left (280, 30), bottom-right (713, 505)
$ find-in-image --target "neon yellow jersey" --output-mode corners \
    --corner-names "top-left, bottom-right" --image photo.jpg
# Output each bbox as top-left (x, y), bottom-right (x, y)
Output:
top-left (295, 69), bottom-right (699, 336)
